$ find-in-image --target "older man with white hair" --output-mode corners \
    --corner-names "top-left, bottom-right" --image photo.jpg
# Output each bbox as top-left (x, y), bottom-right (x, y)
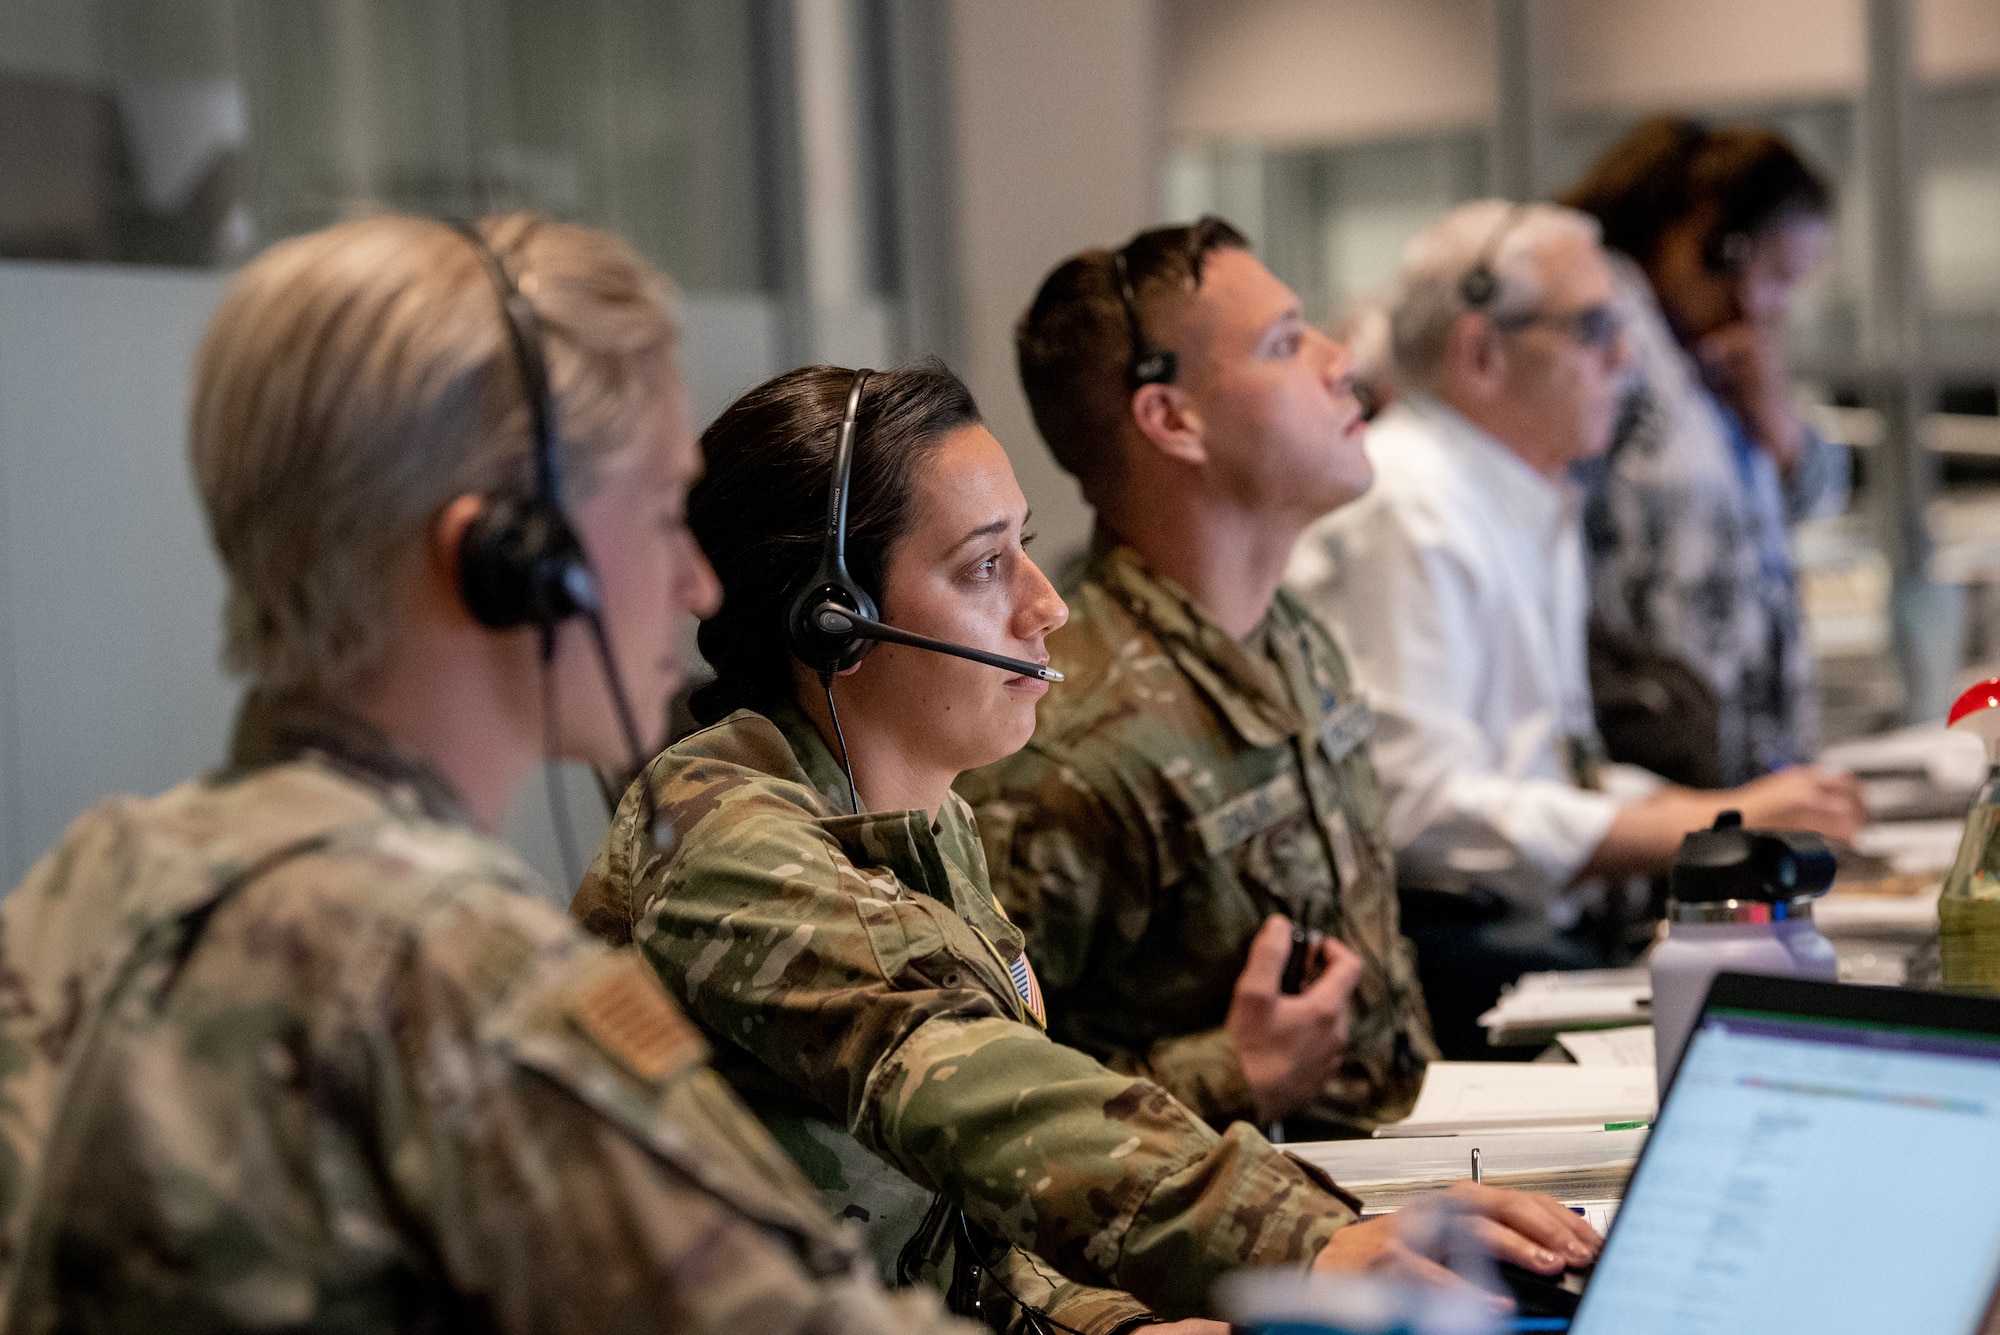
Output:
top-left (1287, 201), bottom-right (1863, 1054)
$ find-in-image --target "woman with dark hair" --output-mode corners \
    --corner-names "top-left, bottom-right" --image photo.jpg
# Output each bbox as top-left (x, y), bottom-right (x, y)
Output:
top-left (1563, 117), bottom-right (1848, 785)
top-left (573, 361), bottom-right (1598, 1331)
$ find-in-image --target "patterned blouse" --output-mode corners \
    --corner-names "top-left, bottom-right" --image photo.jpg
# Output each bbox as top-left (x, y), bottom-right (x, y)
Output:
top-left (1579, 256), bottom-right (1849, 785)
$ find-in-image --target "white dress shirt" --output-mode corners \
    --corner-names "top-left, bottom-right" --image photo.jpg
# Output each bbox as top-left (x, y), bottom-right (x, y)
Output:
top-left (1289, 394), bottom-right (1657, 921)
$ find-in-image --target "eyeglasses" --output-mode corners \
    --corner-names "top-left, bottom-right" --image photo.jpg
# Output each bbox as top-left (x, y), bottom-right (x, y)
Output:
top-left (1491, 303), bottom-right (1623, 350)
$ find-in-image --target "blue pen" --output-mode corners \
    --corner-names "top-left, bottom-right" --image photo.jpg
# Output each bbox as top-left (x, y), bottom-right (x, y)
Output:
top-left (1510, 1320), bottom-right (1571, 1332)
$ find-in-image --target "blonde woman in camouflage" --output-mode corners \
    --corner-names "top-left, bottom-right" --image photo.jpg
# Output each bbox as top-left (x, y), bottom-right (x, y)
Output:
top-left (0, 215), bottom-right (975, 1334)
top-left (573, 361), bottom-right (1601, 1332)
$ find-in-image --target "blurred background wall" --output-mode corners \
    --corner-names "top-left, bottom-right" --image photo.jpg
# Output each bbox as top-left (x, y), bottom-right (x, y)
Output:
top-left (1, 0), bottom-right (1996, 891)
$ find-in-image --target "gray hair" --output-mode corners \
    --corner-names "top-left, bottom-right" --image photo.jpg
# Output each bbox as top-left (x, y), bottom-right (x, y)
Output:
top-left (1387, 199), bottom-right (1602, 390)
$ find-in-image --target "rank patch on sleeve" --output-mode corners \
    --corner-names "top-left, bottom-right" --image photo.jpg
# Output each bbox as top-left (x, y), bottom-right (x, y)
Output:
top-left (568, 956), bottom-right (702, 1083)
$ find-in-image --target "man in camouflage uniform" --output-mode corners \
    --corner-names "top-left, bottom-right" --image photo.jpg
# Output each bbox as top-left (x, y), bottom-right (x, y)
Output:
top-left (0, 215), bottom-right (969, 1334)
top-left (959, 219), bottom-right (1439, 1138)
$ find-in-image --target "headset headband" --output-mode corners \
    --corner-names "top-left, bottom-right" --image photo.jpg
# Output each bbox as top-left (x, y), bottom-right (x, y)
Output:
top-left (1459, 203), bottom-right (1528, 311)
top-left (452, 222), bottom-right (563, 507)
top-left (1112, 248), bottom-right (1177, 387)
top-left (821, 369), bottom-right (872, 592)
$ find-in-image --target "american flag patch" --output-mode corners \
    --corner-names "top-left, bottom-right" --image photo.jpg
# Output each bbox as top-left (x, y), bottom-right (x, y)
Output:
top-left (1008, 950), bottom-right (1047, 1028)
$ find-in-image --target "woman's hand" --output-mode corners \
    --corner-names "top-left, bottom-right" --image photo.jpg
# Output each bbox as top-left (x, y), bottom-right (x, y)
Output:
top-left (1698, 319), bottom-right (1810, 477)
top-left (1226, 915), bottom-right (1364, 1124)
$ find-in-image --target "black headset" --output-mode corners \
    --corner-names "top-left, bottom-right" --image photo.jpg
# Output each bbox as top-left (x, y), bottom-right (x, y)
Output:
top-left (782, 368), bottom-right (1063, 686)
top-left (1111, 247), bottom-right (1177, 387)
top-left (453, 221), bottom-right (599, 633)
top-left (1458, 203), bottom-right (1528, 310)
top-left (451, 221), bottom-right (650, 833)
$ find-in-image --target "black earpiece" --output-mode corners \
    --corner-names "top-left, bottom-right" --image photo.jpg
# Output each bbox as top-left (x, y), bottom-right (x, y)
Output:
top-left (1112, 248), bottom-right (1177, 387)
top-left (1458, 204), bottom-right (1528, 310)
top-left (782, 368), bottom-right (1063, 685)
top-left (1703, 228), bottom-right (1752, 275)
top-left (450, 220), bottom-right (650, 840)
top-left (1458, 260), bottom-right (1502, 309)
top-left (459, 493), bottom-right (601, 629)
top-left (785, 370), bottom-right (881, 676)
top-left (451, 222), bottom-right (599, 633)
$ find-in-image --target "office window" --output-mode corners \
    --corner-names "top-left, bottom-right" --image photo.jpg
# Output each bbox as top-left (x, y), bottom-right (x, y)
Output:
top-left (0, 0), bottom-right (771, 291)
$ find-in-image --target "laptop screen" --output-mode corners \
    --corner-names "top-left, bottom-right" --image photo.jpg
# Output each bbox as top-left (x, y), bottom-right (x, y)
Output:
top-left (1571, 998), bottom-right (2000, 1335)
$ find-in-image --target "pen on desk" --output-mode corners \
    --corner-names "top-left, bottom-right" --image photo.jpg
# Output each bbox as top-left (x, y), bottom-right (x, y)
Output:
top-left (1470, 1146), bottom-right (1481, 1185)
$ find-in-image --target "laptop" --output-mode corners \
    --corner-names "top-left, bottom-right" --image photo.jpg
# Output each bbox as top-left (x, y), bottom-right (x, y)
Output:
top-left (1570, 972), bottom-right (2000, 1335)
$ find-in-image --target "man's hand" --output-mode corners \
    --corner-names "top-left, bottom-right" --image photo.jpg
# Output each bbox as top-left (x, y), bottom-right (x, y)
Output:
top-left (1698, 319), bottom-right (1810, 477)
top-left (1313, 1182), bottom-right (1602, 1290)
top-left (1148, 1322), bottom-right (1230, 1334)
top-left (1226, 914), bottom-right (1363, 1125)
top-left (1731, 765), bottom-right (1867, 844)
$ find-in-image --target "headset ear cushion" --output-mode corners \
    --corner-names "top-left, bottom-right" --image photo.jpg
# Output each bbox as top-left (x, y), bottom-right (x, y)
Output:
top-left (459, 495), bottom-right (588, 630)
top-left (1459, 263), bottom-right (1499, 309)
top-left (785, 576), bottom-right (879, 674)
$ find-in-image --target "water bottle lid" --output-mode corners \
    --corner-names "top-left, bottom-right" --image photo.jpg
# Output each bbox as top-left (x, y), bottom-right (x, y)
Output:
top-left (1669, 813), bottom-right (1836, 903)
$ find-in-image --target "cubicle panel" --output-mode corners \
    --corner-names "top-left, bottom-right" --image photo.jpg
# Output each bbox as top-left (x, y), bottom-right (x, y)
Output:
top-left (0, 261), bottom-right (780, 894)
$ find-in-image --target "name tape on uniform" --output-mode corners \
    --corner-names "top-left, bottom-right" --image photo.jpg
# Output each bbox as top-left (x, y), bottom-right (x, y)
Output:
top-left (1318, 698), bottom-right (1374, 766)
top-left (1195, 770), bottom-right (1304, 856)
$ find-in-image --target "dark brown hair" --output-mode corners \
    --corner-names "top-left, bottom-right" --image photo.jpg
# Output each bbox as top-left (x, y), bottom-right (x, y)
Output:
top-left (1015, 217), bottom-right (1249, 498)
top-left (687, 359), bottom-right (980, 724)
top-left (1561, 117), bottom-right (1832, 268)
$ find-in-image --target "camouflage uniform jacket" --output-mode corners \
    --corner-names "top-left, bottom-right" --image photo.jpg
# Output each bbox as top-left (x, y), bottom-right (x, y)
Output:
top-left (572, 701), bottom-right (1362, 1325)
top-left (0, 693), bottom-right (964, 1335)
top-left (958, 538), bottom-right (1437, 1135)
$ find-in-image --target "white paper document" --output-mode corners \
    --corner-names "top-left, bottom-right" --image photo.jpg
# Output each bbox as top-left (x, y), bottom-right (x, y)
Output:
top-left (1287, 1127), bottom-right (1648, 1220)
top-left (1557, 1026), bottom-right (1656, 1068)
top-left (1375, 1061), bottom-right (1657, 1137)
top-left (1478, 966), bottom-right (1651, 1046)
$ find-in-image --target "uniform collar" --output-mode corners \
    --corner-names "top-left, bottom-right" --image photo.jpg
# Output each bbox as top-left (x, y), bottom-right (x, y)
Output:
top-left (765, 699), bottom-right (992, 895)
top-left (224, 689), bottom-right (469, 826)
top-left (769, 697), bottom-right (863, 816)
top-left (1083, 531), bottom-right (1305, 748)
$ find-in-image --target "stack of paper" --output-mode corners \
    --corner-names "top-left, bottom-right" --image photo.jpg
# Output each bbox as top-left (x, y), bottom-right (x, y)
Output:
top-left (1820, 724), bottom-right (1985, 823)
top-left (1478, 966), bottom-right (1650, 1048)
top-left (1375, 1061), bottom-right (1657, 1138)
top-left (1847, 819), bottom-right (1968, 877)
top-left (1288, 1126), bottom-right (1647, 1227)
top-left (1820, 832), bottom-right (1955, 985)
top-left (1555, 1025), bottom-right (1655, 1069)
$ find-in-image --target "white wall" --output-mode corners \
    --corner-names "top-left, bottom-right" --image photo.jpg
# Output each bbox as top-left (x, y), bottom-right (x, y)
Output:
top-left (0, 263), bottom-right (234, 888)
top-left (948, 0), bottom-right (1164, 568)
top-left (1167, 0), bottom-right (1494, 147)
top-left (1165, 0), bottom-right (2000, 148)
top-left (0, 259), bottom-right (778, 895)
